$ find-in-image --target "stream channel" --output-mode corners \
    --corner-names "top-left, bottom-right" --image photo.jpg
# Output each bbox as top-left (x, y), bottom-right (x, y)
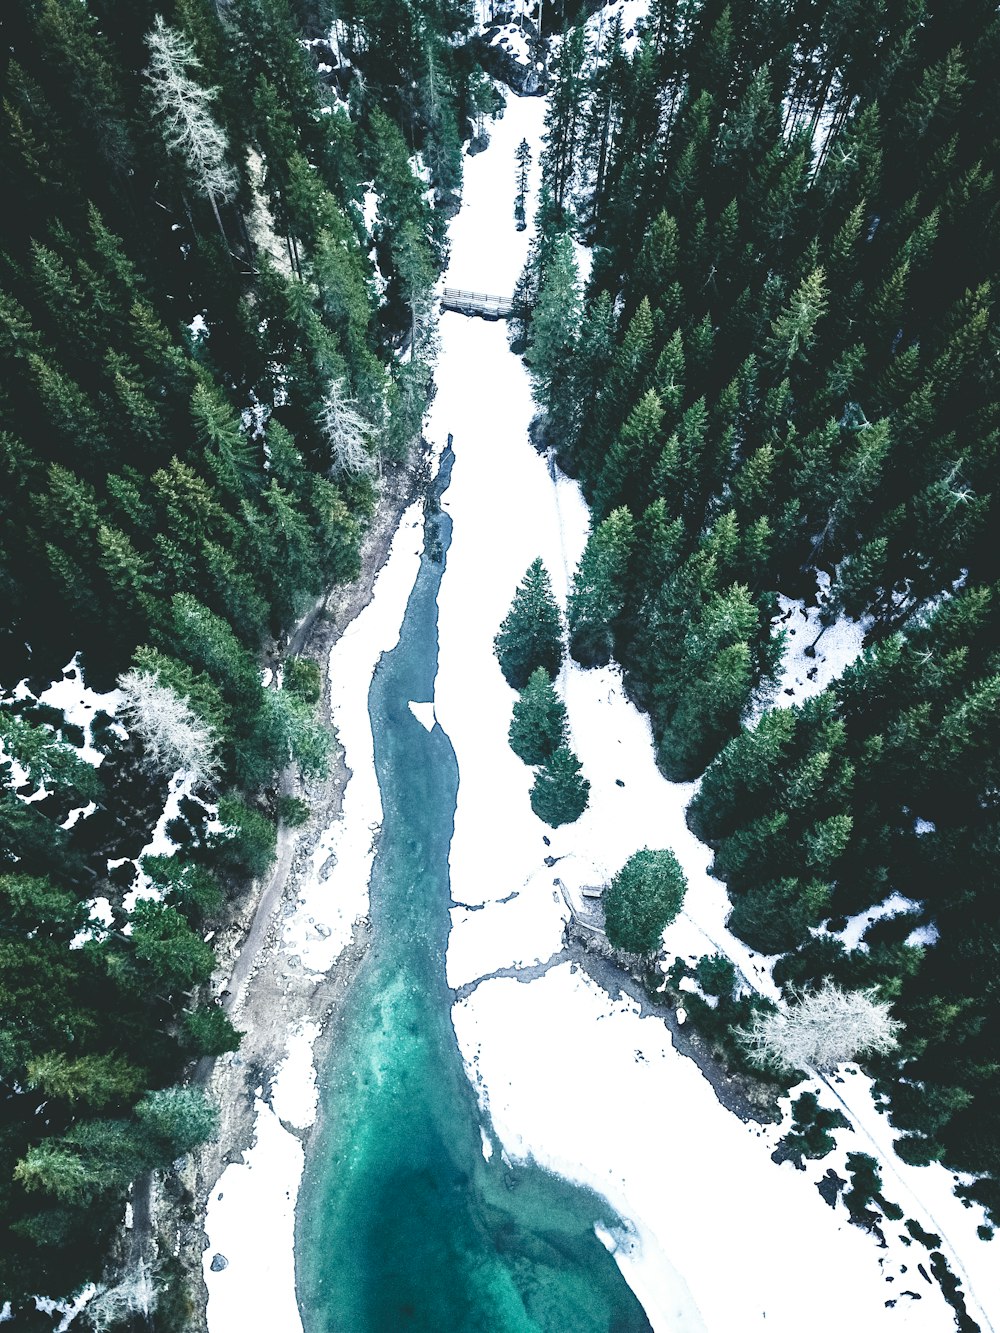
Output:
top-left (295, 450), bottom-right (651, 1331)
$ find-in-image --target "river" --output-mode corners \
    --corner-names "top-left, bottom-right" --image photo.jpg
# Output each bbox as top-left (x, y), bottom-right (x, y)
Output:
top-left (295, 445), bottom-right (650, 1329)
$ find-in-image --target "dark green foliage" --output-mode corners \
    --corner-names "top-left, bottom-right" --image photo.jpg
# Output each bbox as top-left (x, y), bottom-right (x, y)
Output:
top-left (211, 797), bottom-right (278, 878)
top-left (529, 746), bottom-right (589, 827)
top-left (727, 876), bottom-right (832, 954)
top-left (285, 656), bottom-right (323, 706)
top-left (0, 709), bottom-right (100, 802)
top-left (604, 848), bottom-right (687, 955)
top-left (142, 854), bottom-right (223, 921)
top-left (277, 794), bottom-right (311, 827)
top-left (0, 0), bottom-right (465, 1299)
top-left (508, 668), bottom-right (568, 765)
top-left (928, 1250), bottom-right (979, 1333)
top-left (568, 508), bottom-right (634, 668)
top-left (182, 1005), bottom-right (242, 1056)
top-left (780, 1091), bottom-right (849, 1161)
top-left (523, 0), bottom-right (1000, 1216)
top-left (905, 1218), bottom-right (942, 1249)
top-left (894, 1134), bottom-right (945, 1167)
top-left (126, 900), bottom-right (215, 993)
top-left (514, 137), bottom-right (531, 230)
top-left (525, 234), bottom-right (581, 419)
top-left (843, 1152), bottom-right (902, 1224)
top-left (494, 558), bottom-right (564, 690)
top-left (135, 1085), bottom-right (218, 1155)
top-left (695, 953), bottom-right (736, 999)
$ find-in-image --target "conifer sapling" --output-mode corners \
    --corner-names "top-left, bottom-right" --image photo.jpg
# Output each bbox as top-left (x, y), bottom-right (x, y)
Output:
top-left (530, 746), bottom-right (589, 826)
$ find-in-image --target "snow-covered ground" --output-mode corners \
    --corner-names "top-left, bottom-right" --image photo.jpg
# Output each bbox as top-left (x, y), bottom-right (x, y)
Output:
top-left (200, 1016), bottom-right (325, 1333)
top-left (444, 94), bottom-right (546, 296)
top-left (765, 590), bottom-right (867, 713)
top-left (203, 506), bottom-right (426, 1333)
top-left (488, 21), bottom-right (532, 69)
top-left (426, 72), bottom-right (998, 1333)
top-left (6, 654), bottom-right (124, 768)
top-left (586, 0), bottom-right (649, 55)
top-left (0, 656), bottom-right (207, 942)
top-left (202, 1096), bottom-right (306, 1333)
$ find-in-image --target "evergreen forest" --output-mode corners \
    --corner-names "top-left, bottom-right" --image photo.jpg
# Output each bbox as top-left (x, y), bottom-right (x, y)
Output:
top-left (0, 0), bottom-right (479, 1315)
top-left (517, 0), bottom-right (1000, 1231)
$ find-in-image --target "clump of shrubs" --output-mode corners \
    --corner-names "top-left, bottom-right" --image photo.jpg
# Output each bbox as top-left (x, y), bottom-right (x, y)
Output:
top-left (779, 1090), bottom-right (849, 1161)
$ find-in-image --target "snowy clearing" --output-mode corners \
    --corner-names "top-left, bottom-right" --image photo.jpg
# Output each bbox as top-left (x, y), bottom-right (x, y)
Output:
top-left (8, 654), bottom-right (124, 767)
top-left (761, 591), bottom-right (867, 716)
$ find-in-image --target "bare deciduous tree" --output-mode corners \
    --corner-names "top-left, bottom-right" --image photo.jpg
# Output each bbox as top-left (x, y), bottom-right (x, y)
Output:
top-left (117, 668), bottom-right (220, 785)
top-left (318, 378), bottom-right (376, 475)
top-left (145, 16), bottom-right (238, 234)
top-left (737, 980), bottom-right (902, 1073)
top-left (85, 1258), bottom-right (160, 1331)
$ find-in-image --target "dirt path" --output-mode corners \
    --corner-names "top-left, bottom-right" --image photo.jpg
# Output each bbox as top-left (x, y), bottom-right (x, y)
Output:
top-left (221, 789), bottom-right (297, 1018)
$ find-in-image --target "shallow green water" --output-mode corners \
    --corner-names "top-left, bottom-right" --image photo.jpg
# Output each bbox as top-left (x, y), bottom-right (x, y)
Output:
top-left (296, 452), bottom-right (652, 1333)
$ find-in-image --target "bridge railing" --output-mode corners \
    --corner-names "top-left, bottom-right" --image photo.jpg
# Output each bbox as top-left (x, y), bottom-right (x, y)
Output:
top-left (441, 287), bottom-right (514, 314)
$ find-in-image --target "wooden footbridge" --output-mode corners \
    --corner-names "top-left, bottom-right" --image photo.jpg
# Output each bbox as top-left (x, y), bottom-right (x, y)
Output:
top-left (440, 287), bottom-right (514, 319)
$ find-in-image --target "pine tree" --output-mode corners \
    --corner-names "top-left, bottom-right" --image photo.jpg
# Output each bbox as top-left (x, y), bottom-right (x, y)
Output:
top-left (127, 900), bottom-right (216, 993)
top-left (494, 559), bottom-right (564, 690)
top-left (728, 875), bottom-right (832, 953)
top-left (763, 266), bottom-right (829, 371)
top-left (581, 10), bottom-right (627, 223)
top-left (514, 137), bottom-right (531, 230)
top-left (192, 382), bottom-right (261, 498)
top-left (565, 290), bottom-right (615, 472)
top-left (530, 746), bottom-right (589, 827)
top-left (525, 234), bottom-right (581, 421)
top-left (134, 1085), bottom-right (218, 1155)
top-left (509, 667), bottom-right (568, 766)
top-left (541, 24), bottom-right (588, 217)
top-left (603, 848), bottom-right (687, 955)
top-left (593, 389), bottom-right (664, 517)
top-left (568, 508), bottom-right (635, 666)
top-left (26, 1053), bottom-right (144, 1110)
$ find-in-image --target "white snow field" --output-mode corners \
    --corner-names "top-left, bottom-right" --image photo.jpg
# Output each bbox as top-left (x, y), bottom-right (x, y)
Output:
top-left (202, 1096), bottom-right (306, 1333)
top-left (427, 84), bottom-right (998, 1333)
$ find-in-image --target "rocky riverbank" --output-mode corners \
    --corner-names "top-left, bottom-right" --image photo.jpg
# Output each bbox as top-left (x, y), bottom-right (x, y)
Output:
top-left (121, 459), bottom-right (421, 1331)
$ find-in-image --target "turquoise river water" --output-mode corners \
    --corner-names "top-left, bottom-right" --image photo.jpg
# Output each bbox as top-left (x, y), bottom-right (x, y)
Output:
top-left (295, 451), bottom-right (652, 1331)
